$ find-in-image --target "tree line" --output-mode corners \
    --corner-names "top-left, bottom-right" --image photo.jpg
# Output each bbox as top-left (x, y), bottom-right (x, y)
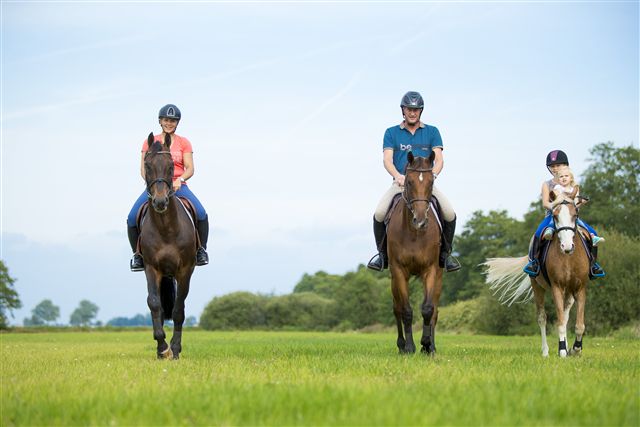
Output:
top-left (199, 143), bottom-right (639, 335)
top-left (2, 143), bottom-right (638, 333)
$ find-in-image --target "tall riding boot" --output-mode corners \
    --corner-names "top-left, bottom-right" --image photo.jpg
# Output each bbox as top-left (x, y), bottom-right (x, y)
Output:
top-left (440, 217), bottom-right (461, 272)
top-left (127, 226), bottom-right (144, 272)
top-left (589, 246), bottom-right (605, 279)
top-left (367, 217), bottom-right (387, 271)
top-left (196, 216), bottom-right (210, 266)
top-left (523, 236), bottom-right (541, 277)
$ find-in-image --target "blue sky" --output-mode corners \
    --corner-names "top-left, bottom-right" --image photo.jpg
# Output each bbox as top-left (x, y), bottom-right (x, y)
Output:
top-left (1, 1), bottom-right (638, 325)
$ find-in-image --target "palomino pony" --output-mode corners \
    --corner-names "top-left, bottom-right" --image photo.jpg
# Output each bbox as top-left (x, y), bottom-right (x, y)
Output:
top-left (484, 187), bottom-right (590, 357)
top-left (387, 152), bottom-right (443, 354)
top-left (140, 133), bottom-right (197, 359)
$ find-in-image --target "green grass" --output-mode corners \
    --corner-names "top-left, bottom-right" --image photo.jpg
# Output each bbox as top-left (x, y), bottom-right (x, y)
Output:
top-left (1, 330), bottom-right (638, 426)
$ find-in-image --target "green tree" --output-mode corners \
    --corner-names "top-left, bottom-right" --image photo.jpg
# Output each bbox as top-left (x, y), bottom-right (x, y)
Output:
top-left (442, 210), bottom-right (529, 305)
top-left (30, 299), bottom-right (60, 325)
top-left (293, 271), bottom-right (342, 298)
top-left (580, 143), bottom-right (640, 237)
top-left (69, 300), bottom-right (99, 326)
top-left (199, 292), bottom-right (268, 330)
top-left (265, 292), bottom-right (338, 330)
top-left (0, 260), bottom-right (21, 329)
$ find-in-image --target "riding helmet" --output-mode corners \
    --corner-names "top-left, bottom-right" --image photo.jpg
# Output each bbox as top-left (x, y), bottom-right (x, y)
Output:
top-left (158, 104), bottom-right (181, 120)
top-left (400, 91), bottom-right (424, 109)
top-left (546, 150), bottom-right (569, 166)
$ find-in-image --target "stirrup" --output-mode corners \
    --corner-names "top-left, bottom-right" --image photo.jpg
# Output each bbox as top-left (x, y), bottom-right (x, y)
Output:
top-left (130, 254), bottom-right (144, 272)
top-left (523, 260), bottom-right (540, 277)
top-left (445, 255), bottom-right (461, 272)
top-left (590, 263), bottom-right (605, 279)
top-left (196, 247), bottom-right (209, 266)
top-left (367, 253), bottom-right (385, 271)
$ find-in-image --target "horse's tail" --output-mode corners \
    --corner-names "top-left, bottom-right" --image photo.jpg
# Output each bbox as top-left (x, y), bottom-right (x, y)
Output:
top-left (482, 256), bottom-right (533, 306)
top-left (160, 276), bottom-right (176, 320)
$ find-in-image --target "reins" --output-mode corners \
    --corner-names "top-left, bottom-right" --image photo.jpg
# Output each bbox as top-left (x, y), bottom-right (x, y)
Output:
top-left (145, 150), bottom-right (175, 199)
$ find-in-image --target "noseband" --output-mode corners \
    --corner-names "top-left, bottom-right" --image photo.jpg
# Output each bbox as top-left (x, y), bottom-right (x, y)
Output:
top-left (402, 166), bottom-right (433, 218)
top-left (145, 150), bottom-right (175, 199)
top-left (554, 200), bottom-right (578, 234)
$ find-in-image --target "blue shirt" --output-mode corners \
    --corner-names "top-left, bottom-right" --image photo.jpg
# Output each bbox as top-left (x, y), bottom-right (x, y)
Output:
top-left (383, 122), bottom-right (443, 174)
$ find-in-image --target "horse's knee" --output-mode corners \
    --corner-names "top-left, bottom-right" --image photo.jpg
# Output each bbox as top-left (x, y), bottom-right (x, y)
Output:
top-left (421, 303), bottom-right (435, 322)
top-left (147, 295), bottom-right (161, 312)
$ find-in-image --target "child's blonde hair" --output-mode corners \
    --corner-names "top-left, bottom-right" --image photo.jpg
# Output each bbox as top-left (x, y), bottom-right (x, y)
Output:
top-left (554, 165), bottom-right (577, 187)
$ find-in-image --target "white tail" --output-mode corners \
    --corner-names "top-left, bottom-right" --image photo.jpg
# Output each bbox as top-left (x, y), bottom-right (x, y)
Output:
top-left (482, 256), bottom-right (532, 306)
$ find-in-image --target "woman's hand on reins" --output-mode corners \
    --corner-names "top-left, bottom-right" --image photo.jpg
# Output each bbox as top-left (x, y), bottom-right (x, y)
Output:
top-left (173, 179), bottom-right (182, 192)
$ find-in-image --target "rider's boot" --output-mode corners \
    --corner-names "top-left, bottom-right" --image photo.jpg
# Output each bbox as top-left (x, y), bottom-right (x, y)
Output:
top-left (196, 216), bottom-right (210, 266)
top-left (440, 217), bottom-right (462, 272)
top-left (367, 217), bottom-right (387, 271)
top-left (523, 235), bottom-right (541, 277)
top-left (127, 226), bottom-right (144, 272)
top-left (589, 246), bottom-right (605, 279)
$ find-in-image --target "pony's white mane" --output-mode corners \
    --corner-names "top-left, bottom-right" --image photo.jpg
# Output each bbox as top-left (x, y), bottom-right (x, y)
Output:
top-left (482, 256), bottom-right (532, 306)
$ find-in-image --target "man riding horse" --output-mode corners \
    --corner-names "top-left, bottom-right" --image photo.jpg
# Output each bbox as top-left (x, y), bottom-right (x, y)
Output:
top-left (367, 91), bottom-right (460, 273)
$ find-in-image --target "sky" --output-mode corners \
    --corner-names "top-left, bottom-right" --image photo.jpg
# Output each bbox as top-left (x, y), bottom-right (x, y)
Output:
top-left (1, 1), bottom-right (638, 325)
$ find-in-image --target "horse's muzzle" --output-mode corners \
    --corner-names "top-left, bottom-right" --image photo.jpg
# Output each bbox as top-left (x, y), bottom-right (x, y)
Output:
top-left (152, 197), bottom-right (169, 213)
top-left (411, 216), bottom-right (428, 230)
top-left (560, 242), bottom-right (575, 254)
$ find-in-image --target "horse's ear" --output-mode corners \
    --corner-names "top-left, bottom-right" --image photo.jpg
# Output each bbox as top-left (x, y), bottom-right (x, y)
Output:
top-left (147, 132), bottom-right (154, 147)
top-left (549, 190), bottom-right (556, 202)
top-left (407, 151), bottom-right (414, 164)
top-left (428, 150), bottom-right (436, 167)
top-left (570, 185), bottom-right (580, 200)
top-left (164, 132), bottom-right (172, 149)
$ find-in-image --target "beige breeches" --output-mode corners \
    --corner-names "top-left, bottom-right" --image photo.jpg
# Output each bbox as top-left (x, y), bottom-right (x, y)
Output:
top-left (374, 182), bottom-right (456, 223)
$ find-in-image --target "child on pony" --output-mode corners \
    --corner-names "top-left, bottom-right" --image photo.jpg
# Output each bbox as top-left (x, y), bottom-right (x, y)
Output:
top-left (523, 150), bottom-right (605, 278)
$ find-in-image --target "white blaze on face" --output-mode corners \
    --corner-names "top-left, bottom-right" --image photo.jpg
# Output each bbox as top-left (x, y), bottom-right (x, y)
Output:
top-left (556, 204), bottom-right (575, 252)
top-left (419, 172), bottom-right (423, 182)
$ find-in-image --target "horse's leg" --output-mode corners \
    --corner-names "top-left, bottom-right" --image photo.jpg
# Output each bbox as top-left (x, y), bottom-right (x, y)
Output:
top-left (569, 287), bottom-right (586, 357)
top-left (550, 285), bottom-right (568, 357)
top-left (170, 270), bottom-right (192, 359)
top-left (420, 268), bottom-right (441, 356)
top-left (146, 268), bottom-right (170, 359)
top-left (532, 280), bottom-right (548, 357)
top-left (391, 266), bottom-right (414, 354)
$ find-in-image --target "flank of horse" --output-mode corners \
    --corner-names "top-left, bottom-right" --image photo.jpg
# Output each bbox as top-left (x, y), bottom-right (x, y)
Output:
top-left (140, 133), bottom-right (197, 359)
top-left (483, 187), bottom-right (590, 357)
top-left (387, 152), bottom-right (443, 355)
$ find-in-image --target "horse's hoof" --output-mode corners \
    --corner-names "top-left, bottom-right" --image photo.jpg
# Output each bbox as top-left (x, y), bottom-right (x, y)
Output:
top-left (158, 348), bottom-right (173, 359)
top-left (420, 346), bottom-right (436, 356)
top-left (568, 347), bottom-right (582, 357)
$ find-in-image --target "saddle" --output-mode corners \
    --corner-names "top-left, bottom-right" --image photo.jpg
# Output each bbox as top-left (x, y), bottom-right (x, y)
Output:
top-left (379, 193), bottom-right (444, 253)
top-left (135, 197), bottom-right (200, 253)
top-left (539, 226), bottom-right (595, 283)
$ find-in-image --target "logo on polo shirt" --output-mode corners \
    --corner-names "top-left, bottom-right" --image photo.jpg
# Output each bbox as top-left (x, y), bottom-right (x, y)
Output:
top-left (400, 144), bottom-right (412, 151)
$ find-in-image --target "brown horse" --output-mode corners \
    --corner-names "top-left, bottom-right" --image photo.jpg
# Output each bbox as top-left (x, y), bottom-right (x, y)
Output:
top-left (140, 133), bottom-right (197, 359)
top-left (484, 188), bottom-right (590, 357)
top-left (387, 152), bottom-right (443, 354)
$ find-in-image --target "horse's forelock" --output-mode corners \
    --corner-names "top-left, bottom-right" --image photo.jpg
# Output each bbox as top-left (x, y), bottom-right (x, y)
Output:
top-left (149, 140), bottom-right (163, 153)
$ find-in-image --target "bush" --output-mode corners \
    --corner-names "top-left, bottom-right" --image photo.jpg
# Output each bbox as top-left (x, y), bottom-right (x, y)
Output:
top-left (437, 298), bottom-right (482, 334)
top-left (200, 292), bottom-right (268, 330)
top-left (265, 292), bottom-right (338, 330)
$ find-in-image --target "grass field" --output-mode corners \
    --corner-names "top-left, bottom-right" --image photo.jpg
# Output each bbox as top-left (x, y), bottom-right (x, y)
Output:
top-left (1, 330), bottom-right (638, 426)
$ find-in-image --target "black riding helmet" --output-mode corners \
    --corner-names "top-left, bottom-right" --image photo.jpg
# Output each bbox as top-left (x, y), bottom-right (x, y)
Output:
top-left (400, 91), bottom-right (424, 109)
top-left (546, 150), bottom-right (569, 167)
top-left (159, 104), bottom-right (181, 120)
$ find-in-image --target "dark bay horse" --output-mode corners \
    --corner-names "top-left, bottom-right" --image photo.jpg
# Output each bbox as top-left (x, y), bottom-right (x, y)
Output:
top-left (387, 152), bottom-right (443, 354)
top-left (484, 187), bottom-right (590, 357)
top-left (140, 133), bottom-right (197, 359)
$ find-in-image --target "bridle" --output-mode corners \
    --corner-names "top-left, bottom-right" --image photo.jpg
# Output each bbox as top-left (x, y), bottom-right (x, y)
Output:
top-left (145, 150), bottom-right (175, 199)
top-left (554, 200), bottom-right (578, 234)
top-left (402, 166), bottom-right (433, 218)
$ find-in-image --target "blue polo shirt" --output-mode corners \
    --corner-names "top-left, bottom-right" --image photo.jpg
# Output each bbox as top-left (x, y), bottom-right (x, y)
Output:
top-left (383, 122), bottom-right (443, 174)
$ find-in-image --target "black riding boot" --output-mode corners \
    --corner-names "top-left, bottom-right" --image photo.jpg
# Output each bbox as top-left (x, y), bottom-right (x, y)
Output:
top-left (440, 217), bottom-right (461, 272)
top-left (196, 216), bottom-right (210, 266)
top-left (127, 226), bottom-right (144, 272)
top-left (367, 218), bottom-right (387, 271)
top-left (589, 246), bottom-right (605, 278)
top-left (524, 236), bottom-right (541, 277)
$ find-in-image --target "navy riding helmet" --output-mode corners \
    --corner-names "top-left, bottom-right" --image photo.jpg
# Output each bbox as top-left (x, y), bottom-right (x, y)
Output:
top-left (546, 150), bottom-right (569, 167)
top-left (159, 104), bottom-right (181, 120)
top-left (400, 91), bottom-right (424, 109)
